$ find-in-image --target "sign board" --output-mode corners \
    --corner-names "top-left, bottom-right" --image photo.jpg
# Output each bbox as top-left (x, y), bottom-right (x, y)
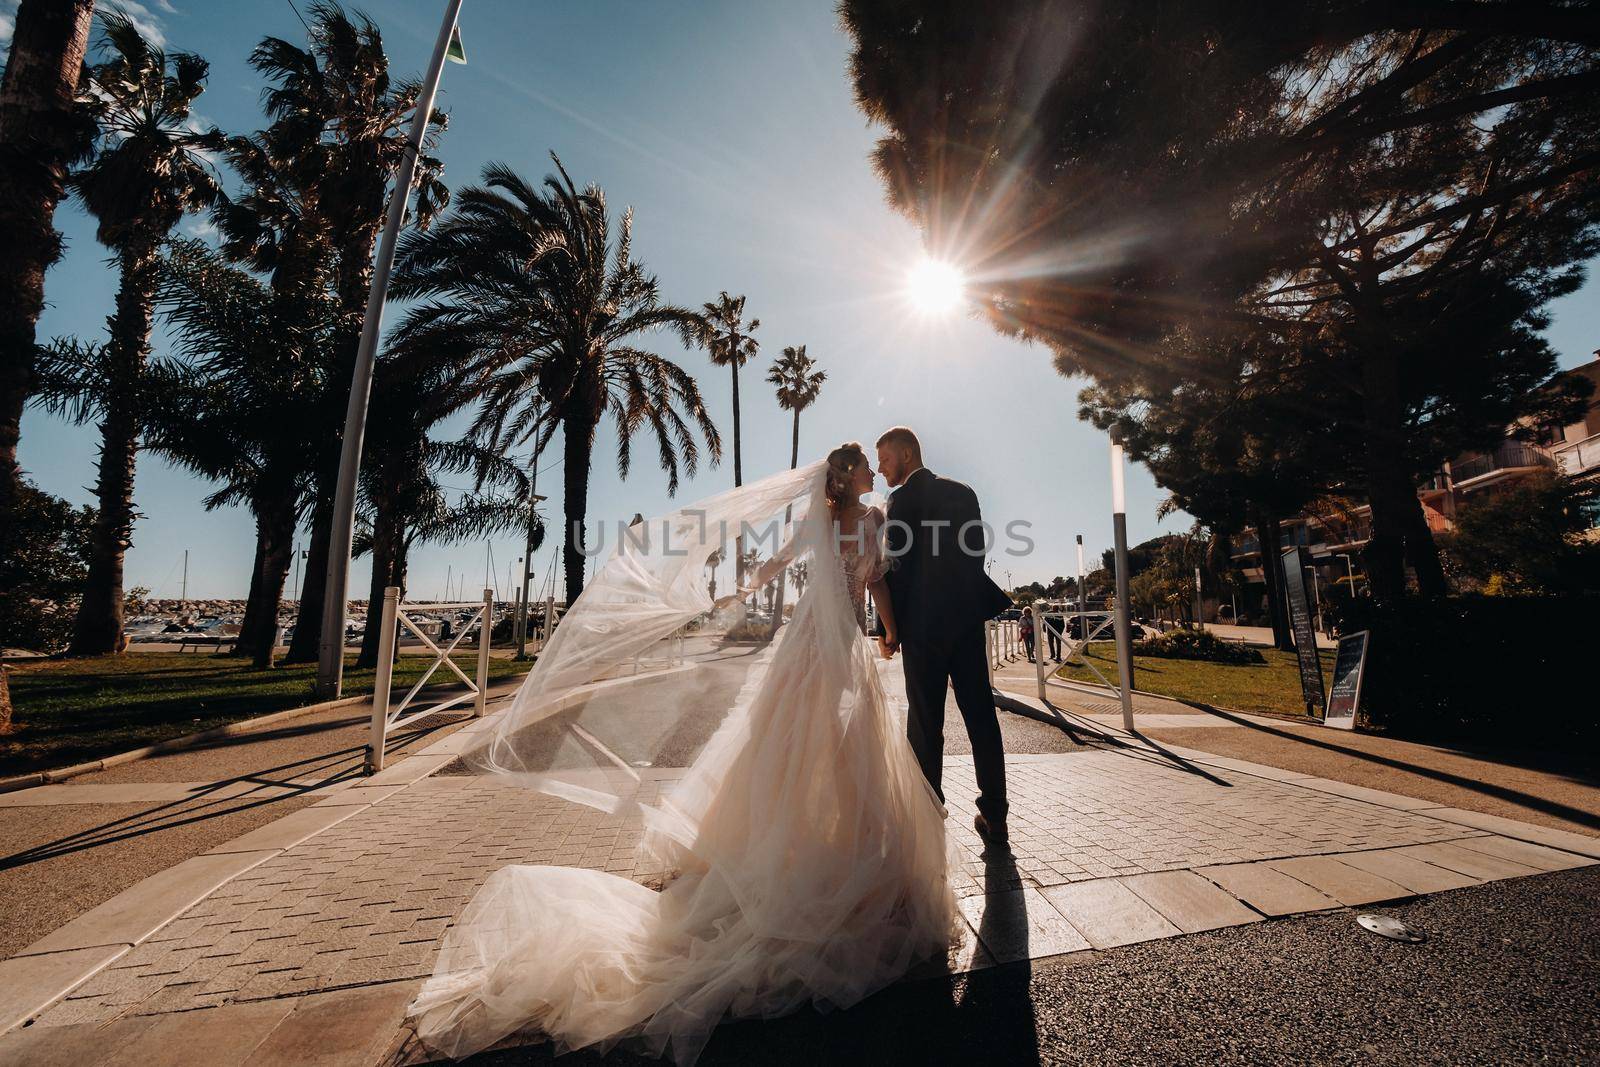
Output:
top-left (1323, 629), bottom-right (1369, 729)
top-left (1279, 547), bottom-right (1326, 714)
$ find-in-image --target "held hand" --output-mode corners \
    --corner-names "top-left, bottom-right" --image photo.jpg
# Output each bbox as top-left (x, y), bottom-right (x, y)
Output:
top-left (877, 632), bottom-right (899, 660)
top-left (713, 588), bottom-right (757, 613)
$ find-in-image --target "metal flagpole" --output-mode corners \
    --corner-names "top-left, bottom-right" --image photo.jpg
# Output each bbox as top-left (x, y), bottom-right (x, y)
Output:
top-left (1110, 438), bottom-right (1136, 733)
top-left (316, 0), bottom-right (467, 698)
top-left (1075, 533), bottom-right (1086, 652)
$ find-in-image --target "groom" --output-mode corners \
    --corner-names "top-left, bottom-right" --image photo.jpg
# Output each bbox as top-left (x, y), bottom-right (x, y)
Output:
top-left (876, 427), bottom-right (1012, 844)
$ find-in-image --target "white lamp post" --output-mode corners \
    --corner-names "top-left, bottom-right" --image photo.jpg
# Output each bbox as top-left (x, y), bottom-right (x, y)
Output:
top-left (1110, 439), bottom-right (1136, 732)
top-left (316, 0), bottom-right (467, 698)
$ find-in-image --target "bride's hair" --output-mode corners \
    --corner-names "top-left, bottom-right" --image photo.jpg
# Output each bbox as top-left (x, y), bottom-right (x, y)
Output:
top-left (824, 442), bottom-right (866, 513)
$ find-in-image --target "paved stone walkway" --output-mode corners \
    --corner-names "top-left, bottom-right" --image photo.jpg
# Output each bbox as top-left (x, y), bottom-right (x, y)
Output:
top-left (3, 648), bottom-right (1597, 1065)
top-left (14, 747), bottom-right (1534, 1029)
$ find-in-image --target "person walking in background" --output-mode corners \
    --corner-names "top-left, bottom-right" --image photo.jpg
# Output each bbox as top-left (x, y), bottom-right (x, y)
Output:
top-left (1019, 608), bottom-right (1035, 662)
top-left (1045, 604), bottom-right (1063, 662)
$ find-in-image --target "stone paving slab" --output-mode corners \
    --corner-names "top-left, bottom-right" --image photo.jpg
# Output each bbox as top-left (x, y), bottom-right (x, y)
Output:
top-left (0, 1010), bottom-right (157, 1066)
top-left (1118, 869), bottom-right (1262, 934)
top-left (1333, 848), bottom-right (1483, 894)
top-left (1412, 806), bottom-right (1600, 858)
top-left (1196, 862), bottom-right (1340, 916)
top-left (1393, 841), bottom-right (1544, 881)
top-left (959, 886), bottom-right (1092, 964)
top-left (1038, 878), bottom-right (1181, 948)
top-left (0, 944), bottom-right (129, 1033)
top-left (1448, 834), bottom-right (1599, 872)
top-left (1263, 855), bottom-right (1411, 906)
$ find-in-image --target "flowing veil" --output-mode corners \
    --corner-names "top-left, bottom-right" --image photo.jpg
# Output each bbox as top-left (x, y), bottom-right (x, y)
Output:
top-left (413, 458), bottom-right (961, 1064)
top-left (457, 457), bottom-right (832, 815)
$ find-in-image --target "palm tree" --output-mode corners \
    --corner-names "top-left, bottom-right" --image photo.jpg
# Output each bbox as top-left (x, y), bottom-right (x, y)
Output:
top-left (351, 342), bottom-right (531, 668)
top-left (0, 0), bottom-right (95, 536)
top-left (696, 292), bottom-right (759, 488)
top-left (392, 156), bottom-right (722, 606)
top-left (696, 293), bottom-right (758, 586)
top-left (63, 13), bottom-right (222, 654)
top-left (145, 237), bottom-right (333, 667)
top-left (767, 345), bottom-right (826, 471)
top-left (764, 345), bottom-right (825, 630)
top-left (244, 2), bottom-right (449, 664)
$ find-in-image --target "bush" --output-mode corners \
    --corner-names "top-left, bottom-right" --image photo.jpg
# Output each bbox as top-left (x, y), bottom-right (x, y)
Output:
top-left (1327, 594), bottom-right (1600, 752)
top-left (1132, 627), bottom-right (1265, 665)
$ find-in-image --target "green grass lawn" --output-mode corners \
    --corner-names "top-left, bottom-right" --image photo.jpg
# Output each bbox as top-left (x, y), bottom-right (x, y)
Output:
top-left (1, 651), bottom-right (535, 777)
top-left (1055, 642), bottom-right (1338, 718)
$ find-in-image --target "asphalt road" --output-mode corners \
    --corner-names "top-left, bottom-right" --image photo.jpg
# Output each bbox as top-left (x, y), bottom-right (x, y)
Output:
top-left (455, 865), bottom-right (1600, 1066)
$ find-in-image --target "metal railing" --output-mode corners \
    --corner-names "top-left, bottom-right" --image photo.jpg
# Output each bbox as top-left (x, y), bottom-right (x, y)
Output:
top-left (1031, 603), bottom-right (1135, 731)
top-left (366, 587), bottom-right (493, 773)
top-left (1554, 433), bottom-right (1600, 477)
top-left (1451, 440), bottom-right (1556, 483)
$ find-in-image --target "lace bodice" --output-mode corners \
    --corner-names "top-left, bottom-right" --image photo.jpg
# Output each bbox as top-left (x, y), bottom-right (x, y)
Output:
top-left (836, 504), bottom-right (888, 633)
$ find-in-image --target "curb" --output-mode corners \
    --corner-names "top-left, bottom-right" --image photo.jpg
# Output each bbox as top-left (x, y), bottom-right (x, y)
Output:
top-left (0, 694), bottom-right (372, 795)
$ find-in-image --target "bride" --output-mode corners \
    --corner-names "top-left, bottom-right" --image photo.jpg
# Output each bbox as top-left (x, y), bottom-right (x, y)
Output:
top-left (408, 442), bottom-right (961, 1064)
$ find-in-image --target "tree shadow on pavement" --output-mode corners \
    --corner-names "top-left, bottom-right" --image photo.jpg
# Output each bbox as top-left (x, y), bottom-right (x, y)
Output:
top-left (0, 717), bottom-right (456, 870)
top-left (1172, 699), bottom-right (1600, 830)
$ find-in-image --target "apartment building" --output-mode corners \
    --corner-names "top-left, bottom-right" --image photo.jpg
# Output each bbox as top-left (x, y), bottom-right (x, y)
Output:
top-left (1230, 352), bottom-right (1600, 601)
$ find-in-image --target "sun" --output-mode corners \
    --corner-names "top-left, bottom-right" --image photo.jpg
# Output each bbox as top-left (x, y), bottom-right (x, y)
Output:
top-left (906, 257), bottom-right (966, 314)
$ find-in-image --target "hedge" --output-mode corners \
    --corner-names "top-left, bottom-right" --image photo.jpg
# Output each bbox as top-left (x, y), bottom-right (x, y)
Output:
top-left (1327, 594), bottom-right (1599, 751)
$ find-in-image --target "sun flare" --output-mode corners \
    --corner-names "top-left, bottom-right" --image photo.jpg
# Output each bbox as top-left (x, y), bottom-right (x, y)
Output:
top-left (906, 258), bottom-right (966, 314)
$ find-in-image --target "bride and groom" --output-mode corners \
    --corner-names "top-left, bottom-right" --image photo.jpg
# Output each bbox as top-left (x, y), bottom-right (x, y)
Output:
top-left (410, 426), bottom-right (1014, 1064)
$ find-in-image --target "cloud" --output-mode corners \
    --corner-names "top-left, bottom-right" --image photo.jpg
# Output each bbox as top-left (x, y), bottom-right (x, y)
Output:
top-left (104, 2), bottom-right (169, 49)
top-left (0, 15), bottom-right (14, 46)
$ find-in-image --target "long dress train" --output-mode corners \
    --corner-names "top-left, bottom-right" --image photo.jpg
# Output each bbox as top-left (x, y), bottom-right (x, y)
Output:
top-left (408, 497), bottom-right (961, 1064)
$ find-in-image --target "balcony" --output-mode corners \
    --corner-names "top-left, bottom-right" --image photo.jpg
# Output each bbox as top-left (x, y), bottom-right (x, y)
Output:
top-left (1450, 441), bottom-right (1556, 487)
top-left (1554, 433), bottom-right (1600, 479)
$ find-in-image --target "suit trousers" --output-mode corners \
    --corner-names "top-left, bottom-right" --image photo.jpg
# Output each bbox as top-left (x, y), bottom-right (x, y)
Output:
top-left (901, 623), bottom-right (1009, 823)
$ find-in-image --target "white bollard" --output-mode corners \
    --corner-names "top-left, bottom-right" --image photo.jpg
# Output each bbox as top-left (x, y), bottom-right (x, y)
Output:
top-left (1032, 603), bottom-right (1048, 699)
top-left (475, 588), bottom-right (492, 717)
top-left (366, 586), bottom-right (400, 773)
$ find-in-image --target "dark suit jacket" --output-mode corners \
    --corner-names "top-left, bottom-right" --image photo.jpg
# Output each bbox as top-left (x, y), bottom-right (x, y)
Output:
top-left (882, 468), bottom-right (1012, 645)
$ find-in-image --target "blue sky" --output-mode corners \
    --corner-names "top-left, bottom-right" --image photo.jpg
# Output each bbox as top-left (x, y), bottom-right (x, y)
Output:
top-left (7, 0), bottom-right (1598, 601)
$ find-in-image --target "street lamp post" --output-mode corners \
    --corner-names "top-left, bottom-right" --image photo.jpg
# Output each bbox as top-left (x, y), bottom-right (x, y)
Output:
top-left (1109, 439), bottom-right (1136, 732)
top-left (315, 0), bottom-right (467, 699)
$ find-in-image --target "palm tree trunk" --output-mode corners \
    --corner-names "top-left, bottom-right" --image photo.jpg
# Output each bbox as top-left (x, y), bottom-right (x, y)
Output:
top-left (562, 413), bottom-right (596, 607)
top-left (237, 492), bottom-right (296, 667)
top-left (0, 0), bottom-right (95, 532)
top-left (769, 409), bottom-right (803, 637)
top-left (731, 360), bottom-right (742, 488)
top-left (70, 244), bottom-right (156, 655)
top-left (731, 360), bottom-right (744, 586)
top-left (284, 470), bottom-right (335, 663)
top-left (357, 496), bottom-right (402, 669)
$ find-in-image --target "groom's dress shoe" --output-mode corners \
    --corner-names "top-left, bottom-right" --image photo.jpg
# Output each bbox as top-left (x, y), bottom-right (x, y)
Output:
top-left (974, 813), bottom-right (1009, 846)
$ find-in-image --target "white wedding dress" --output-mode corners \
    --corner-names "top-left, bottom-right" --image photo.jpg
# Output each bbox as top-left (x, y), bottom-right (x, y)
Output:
top-left (408, 462), bottom-right (961, 1064)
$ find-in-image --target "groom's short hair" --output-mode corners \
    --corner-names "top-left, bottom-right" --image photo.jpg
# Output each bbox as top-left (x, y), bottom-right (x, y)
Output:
top-left (876, 426), bottom-right (922, 461)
